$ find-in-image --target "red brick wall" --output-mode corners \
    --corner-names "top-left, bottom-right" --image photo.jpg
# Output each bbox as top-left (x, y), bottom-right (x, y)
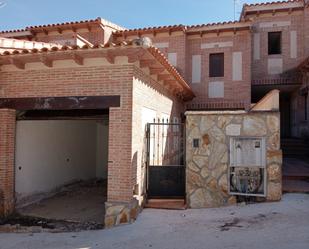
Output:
top-left (132, 66), bottom-right (184, 203)
top-left (115, 31), bottom-right (251, 109)
top-left (249, 11), bottom-right (305, 83)
top-left (0, 109), bottom-right (16, 216)
top-left (0, 65), bottom-right (135, 203)
top-left (186, 32), bottom-right (251, 108)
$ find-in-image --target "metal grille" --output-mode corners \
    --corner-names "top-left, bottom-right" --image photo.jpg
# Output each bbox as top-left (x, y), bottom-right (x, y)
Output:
top-left (146, 121), bottom-right (185, 198)
top-left (228, 137), bottom-right (267, 197)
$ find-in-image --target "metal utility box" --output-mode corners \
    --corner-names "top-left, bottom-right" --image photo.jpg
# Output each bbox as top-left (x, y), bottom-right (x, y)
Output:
top-left (229, 137), bottom-right (266, 197)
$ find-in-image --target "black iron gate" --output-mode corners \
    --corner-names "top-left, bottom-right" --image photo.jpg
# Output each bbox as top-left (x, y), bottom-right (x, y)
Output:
top-left (146, 121), bottom-right (185, 198)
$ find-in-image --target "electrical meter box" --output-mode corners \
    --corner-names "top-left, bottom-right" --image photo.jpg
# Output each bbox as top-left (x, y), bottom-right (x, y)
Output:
top-left (229, 137), bottom-right (266, 197)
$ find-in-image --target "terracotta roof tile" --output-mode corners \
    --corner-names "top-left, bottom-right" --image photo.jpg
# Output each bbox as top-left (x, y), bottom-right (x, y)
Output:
top-left (187, 20), bottom-right (245, 29)
top-left (0, 28), bottom-right (28, 34)
top-left (0, 17), bottom-right (124, 35)
top-left (26, 18), bottom-right (101, 29)
top-left (113, 25), bottom-right (186, 35)
top-left (243, 0), bottom-right (302, 8)
top-left (0, 38), bottom-right (194, 100)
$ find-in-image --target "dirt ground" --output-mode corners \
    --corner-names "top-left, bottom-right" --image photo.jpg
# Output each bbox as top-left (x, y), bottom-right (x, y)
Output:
top-left (0, 193), bottom-right (308, 249)
top-left (19, 180), bottom-right (107, 224)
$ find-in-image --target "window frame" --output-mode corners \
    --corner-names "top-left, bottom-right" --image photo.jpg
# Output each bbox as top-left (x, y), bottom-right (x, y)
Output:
top-left (268, 31), bottom-right (282, 55)
top-left (209, 53), bottom-right (224, 78)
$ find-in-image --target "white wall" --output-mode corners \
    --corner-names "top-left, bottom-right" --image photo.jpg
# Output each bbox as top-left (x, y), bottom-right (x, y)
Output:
top-left (96, 120), bottom-right (109, 179)
top-left (15, 119), bottom-right (108, 202)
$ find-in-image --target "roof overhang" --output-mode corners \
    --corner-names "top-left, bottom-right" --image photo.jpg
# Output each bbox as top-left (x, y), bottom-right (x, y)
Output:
top-left (113, 25), bottom-right (186, 38)
top-left (186, 21), bottom-right (251, 36)
top-left (241, 0), bottom-right (304, 20)
top-left (0, 38), bottom-right (194, 101)
top-left (0, 17), bottom-right (125, 38)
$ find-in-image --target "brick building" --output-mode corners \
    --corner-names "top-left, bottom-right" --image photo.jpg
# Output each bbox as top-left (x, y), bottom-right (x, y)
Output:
top-left (0, 0), bottom-right (308, 228)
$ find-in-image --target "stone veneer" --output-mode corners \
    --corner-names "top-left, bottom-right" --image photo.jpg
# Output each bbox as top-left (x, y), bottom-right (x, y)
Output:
top-left (185, 110), bottom-right (282, 208)
top-left (104, 198), bottom-right (139, 228)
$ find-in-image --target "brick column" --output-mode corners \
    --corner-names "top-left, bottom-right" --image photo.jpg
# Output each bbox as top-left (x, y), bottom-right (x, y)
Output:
top-left (0, 109), bottom-right (16, 217)
top-left (105, 107), bottom-right (139, 227)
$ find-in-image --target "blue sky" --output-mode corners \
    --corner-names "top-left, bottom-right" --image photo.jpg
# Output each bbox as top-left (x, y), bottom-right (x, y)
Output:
top-left (0, 0), bottom-right (267, 31)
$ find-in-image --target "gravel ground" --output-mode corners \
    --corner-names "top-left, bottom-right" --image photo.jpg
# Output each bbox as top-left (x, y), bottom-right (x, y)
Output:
top-left (0, 193), bottom-right (308, 249)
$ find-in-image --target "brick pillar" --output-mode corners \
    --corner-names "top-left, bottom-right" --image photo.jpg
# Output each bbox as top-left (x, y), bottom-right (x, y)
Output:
top-left (105, 107), bottom-right (139, 227)
top-left (0, 109), bottom-right (16, 217)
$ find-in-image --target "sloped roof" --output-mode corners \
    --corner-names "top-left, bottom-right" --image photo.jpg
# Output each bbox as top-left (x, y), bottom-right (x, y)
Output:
top-left (0, 38), bottom-right (194, 101)
top-left (0, 17), bottom-right (124, 36)
top-left (240, 0), bottom-right (305, 19)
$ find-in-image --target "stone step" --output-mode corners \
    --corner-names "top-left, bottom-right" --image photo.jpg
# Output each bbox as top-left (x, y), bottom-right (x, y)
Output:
top-left (145, 199), bottom-right (186, 210)
top-left (283, 179), bottom-right (309, 193)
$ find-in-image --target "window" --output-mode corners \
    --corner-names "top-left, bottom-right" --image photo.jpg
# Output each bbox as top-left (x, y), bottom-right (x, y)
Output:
top-left (268, 32), bottom-right (282, 55)
top-left (209, 53), bottom-right (224, 77)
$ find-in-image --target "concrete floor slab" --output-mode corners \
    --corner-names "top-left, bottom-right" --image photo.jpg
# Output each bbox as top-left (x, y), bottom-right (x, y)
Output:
top-left (18, 181), bottom-right (107, 224)
top-left (1, 193), bottom-right (309, 249)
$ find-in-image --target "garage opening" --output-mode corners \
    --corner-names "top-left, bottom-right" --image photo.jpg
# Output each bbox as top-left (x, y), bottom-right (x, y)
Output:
top-left (14, 110), bottom-right (109, 228)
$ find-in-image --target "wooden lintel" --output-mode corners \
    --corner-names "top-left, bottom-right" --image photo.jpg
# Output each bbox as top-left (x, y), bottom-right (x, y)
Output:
top-left (72, 54), bottom-right (84, 65)
top-left (0, 95), bottom-right (121, 111)
top-left (40, 56), bottom-right (53, 68)
top-left (9, 58), bottom-right (25, 70)
top-left (140, 59), bottom-right (156, 68)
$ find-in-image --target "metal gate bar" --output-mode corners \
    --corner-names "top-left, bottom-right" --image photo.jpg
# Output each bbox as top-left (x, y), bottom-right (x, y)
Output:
top-left (146, 121), bottom-right (185, 198)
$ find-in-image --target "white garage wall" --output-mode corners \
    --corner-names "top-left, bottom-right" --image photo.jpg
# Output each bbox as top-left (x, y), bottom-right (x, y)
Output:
top-left (96, 120), bottom-right (109, 179)
top-left (15, 119), bottom-right (108, 203)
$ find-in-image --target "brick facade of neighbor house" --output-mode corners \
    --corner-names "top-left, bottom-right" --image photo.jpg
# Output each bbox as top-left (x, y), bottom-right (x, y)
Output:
top-left (113, 23), bottom-right (252, 110)
top-left (0, 0), bottom-right (308, 228)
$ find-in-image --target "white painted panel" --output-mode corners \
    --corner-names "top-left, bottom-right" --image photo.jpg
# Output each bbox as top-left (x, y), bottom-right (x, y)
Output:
top-left (259, 21), bottom-right (291, 28)
top-left (290, 31), bottom-right (297, 59)
top-left (268, 58), bottom-right (283, 75)
top-left (208, 81), bottom-right (224, 98)
top-left (142, 107), bottom-right (157, 166)
top-left (232, 52), bottom-right (243, 81)
top-left (15, 120), bottom-right (108, 203)
top-left (168, 53), bottom-right (177, 66)
top-left (142, 107), bottom-right (156, 130)
top-left (254, 33), bottom-right (260, 60)
top-left (153, 42), bottom-right (169, 48)
top-left (192, 55), bottom-right (201, 83)
top-left (201, 41), bottom-right (233, 49)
